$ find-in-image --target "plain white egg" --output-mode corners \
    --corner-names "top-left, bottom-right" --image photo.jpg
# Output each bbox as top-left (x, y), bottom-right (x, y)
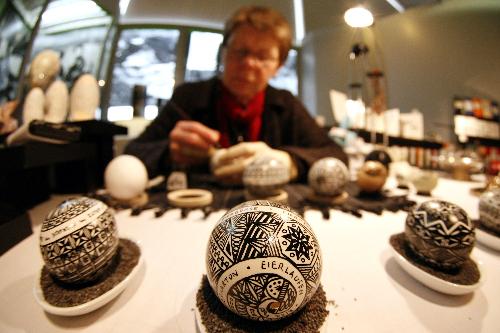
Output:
top-left (104, 155), bottom-right (148, 200)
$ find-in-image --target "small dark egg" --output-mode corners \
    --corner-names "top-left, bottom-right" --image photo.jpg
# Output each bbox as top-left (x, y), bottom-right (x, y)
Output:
top-left (405, 200), bottom-right (475, 270)
top-left (365, 149), bottom-right (392, 170)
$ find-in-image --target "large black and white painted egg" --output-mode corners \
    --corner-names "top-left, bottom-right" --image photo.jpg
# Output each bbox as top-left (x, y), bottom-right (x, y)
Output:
top-left (206, 200), bottom-right (322, 321)
top-left (39, 197), bottom-right (119, 284)
top-left (479, 189), bottom-right (500, 234)
top-left (243, 155), bottom-right (290, 197)
top-left (308, 157), bottom-right (349, 196)
top-left (405, 200), bottom-right (475, 270)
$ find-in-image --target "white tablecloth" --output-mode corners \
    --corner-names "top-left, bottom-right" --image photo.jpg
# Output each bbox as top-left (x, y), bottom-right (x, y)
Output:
top-left (0, 178), bottom-right (499, 332)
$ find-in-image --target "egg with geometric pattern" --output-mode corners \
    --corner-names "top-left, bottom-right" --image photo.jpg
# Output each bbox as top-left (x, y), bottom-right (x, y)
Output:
top-left (243, 154), bottom-right (290, 197)
top-left (206, 200), bottom-right (322, 321)
top-left (39, 197), bottom-right (119, 284)
top-left (479, 189), bottom-right (500, 234)
top-left (308, 157), bottom-right (349, 197)
top-left (404, 200), bottom-right (475, 270)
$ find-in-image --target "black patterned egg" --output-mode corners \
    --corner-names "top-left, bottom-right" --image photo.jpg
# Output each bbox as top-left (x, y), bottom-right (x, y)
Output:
top-left (308, 157), bottom-right (349, 196)
top-left (206, 200), bottom-right (322, 321)
top-left (39, 197), bottom-right (119, 284)
top-left (243, 155), bottom-right (290, 197)
top-left (365, 149), bottom-right (392, 170)
top-left (405, 200), bottom-right (475, 270)
top-left (479, 189), bottom-right (500, 234)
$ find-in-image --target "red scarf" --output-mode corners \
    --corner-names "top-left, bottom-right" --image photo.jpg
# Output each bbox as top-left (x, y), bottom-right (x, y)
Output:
top-left (217, 85), bottom-right (265, 148)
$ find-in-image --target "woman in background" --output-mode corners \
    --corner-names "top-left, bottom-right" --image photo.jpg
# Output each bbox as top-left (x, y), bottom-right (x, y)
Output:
top-left (125, 5), bottom-right (347, 183)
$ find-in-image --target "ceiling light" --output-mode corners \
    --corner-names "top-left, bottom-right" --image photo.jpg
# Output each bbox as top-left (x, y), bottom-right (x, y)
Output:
top-left (344, 7), bottom-right (374, 28)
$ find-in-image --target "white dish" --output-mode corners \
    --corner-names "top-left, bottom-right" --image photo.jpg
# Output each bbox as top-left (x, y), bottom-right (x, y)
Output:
top-left (34, 240), bottom-right (143, 316)
top-left (476, 228), bottom-right (500, 251)
top-left (389, 244), bottom-right (484, 295)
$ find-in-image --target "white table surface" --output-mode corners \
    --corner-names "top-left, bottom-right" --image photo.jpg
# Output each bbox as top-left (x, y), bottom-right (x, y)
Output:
top-left (1, 178), bottom-right (499, 333)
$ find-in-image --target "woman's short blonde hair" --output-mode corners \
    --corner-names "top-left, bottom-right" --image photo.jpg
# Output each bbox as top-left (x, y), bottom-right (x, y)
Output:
top-left (223, 6), bottom-right (292, 65)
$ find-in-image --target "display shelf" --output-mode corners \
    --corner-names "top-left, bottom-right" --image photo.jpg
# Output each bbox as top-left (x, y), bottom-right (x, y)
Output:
top-left (352, 128), bottom-right (443, 149)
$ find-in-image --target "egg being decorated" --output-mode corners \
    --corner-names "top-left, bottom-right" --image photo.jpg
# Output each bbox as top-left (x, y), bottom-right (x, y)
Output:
top-left (206, 200), bottom-right (322, 321)
top-left (308, 157), bottom-right (349, 196)
top-left (479, 189), bottom-right (500, 234)
top-left (405, 200), bottom-right (475, 270)
top-left (39, 197), bottom-right (119, 284)
top-left (356, 160), bottom-right (388, 193)
top-left (105, 155), bottom-right (148, 201)
top-left (243, 155), bottom-right (290, 197)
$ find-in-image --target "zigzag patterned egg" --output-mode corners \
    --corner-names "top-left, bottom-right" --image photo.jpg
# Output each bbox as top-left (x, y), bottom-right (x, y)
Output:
top-left (206, 200), bottom-right (322, 321)
top-left (39, 197), bottom-right (119, 284)
top-left (308, 157), bottom-right (349, 196)
top-left (405, 200), bottom-right (475, 270)
top-left (479, 189), bottom-right (500, 234)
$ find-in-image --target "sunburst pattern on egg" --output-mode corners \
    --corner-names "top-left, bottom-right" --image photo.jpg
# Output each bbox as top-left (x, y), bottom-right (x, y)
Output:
top-left (206, 200), bottom-right (322, 321)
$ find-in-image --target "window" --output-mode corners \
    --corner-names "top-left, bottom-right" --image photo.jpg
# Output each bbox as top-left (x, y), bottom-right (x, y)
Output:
top-left (108, 28), bottom-right (180, 121)
top-left (185, 31), bottom-right (223, 82)
top-left (270, 48), bottom-right (298, 96)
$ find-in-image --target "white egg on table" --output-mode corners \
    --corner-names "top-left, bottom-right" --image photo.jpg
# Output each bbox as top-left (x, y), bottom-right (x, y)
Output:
top-left (104, 155), bottom-right (148, 201)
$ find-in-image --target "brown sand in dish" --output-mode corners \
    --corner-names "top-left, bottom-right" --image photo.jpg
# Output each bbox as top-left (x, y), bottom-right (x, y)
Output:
top-left (390, 233), bottom-right (480, 285)
top-left (40, 238), bottom-right (140, 307)
top-left (196, 275), bottom-right (329, 333)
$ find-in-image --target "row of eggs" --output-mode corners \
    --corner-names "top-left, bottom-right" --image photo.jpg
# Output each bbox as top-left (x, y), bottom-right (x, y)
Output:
top-left (41, 184), bottom-right (500, 322)
top-left (103, 153), bottom-right (388, 203)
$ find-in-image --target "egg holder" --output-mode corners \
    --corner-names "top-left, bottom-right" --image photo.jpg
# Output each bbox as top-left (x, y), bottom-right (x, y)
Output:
top-left (195, 275), bottom-right (329, 333)
top-left (389, 233), bottom-right (482, 288)
top-left (244, 188), bottom-right (289, 204)
top-left (88, 176), bottom-right (417, 220)
top-left (473, 219), bottom-right (500, 251)
top-left (35, 238), bottom-right (142, 315)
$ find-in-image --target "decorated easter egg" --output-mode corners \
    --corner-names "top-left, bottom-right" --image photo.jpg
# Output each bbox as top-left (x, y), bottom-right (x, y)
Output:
top-left (356, 160), bottom-right (388, 193)
top-left (308, 157), bottom-right (349, 196)
top-left (479, 189), bottom-right (500, 234)
top-left (405, 200), bottom-right (475, 270)
top-left (206, 200), bottom-right (322, 321)
top-left (29, 49), bottom-right (60, 90)
top-left (69, 74), bottom-right (100, 121)
top-left (105, 155), bottom-right (148, 201)
top-left (44, 79), bottom-right (69, 123)
top-left (411, 170), bottom-right (439, 195)
top-left (243, 155), bottom-right (290, 197)
top-left (365, 149), bottom-right (392, 170)
top-left (39, 197), bottom-right (119, 284)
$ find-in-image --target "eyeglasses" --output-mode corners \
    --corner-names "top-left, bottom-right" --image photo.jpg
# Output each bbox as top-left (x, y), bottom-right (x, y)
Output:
top-left (226, 47), bottom-right (279, 68)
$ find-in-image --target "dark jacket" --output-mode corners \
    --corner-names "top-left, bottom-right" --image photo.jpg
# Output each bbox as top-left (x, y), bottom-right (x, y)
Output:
top-left (124, 77), bottom-right (347, 181)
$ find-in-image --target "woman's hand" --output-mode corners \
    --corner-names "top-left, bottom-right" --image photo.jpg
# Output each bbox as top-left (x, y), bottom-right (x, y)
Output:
top-left (169, 120), bottom-right (220, 165)
top-left (211, 141), bottom-right (297, 183)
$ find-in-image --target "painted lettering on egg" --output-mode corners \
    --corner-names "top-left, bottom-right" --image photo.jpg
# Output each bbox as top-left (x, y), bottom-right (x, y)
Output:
top-left (260, 259), bottom-right (305, 295)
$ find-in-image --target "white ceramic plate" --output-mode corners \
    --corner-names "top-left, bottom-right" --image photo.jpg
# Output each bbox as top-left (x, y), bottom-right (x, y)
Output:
top-left (34, 240), bottom-right (143, 316)
top-left (476, 228), bottom-right (500, 251)
top-left (389, 244), bottom-right (484, 295)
